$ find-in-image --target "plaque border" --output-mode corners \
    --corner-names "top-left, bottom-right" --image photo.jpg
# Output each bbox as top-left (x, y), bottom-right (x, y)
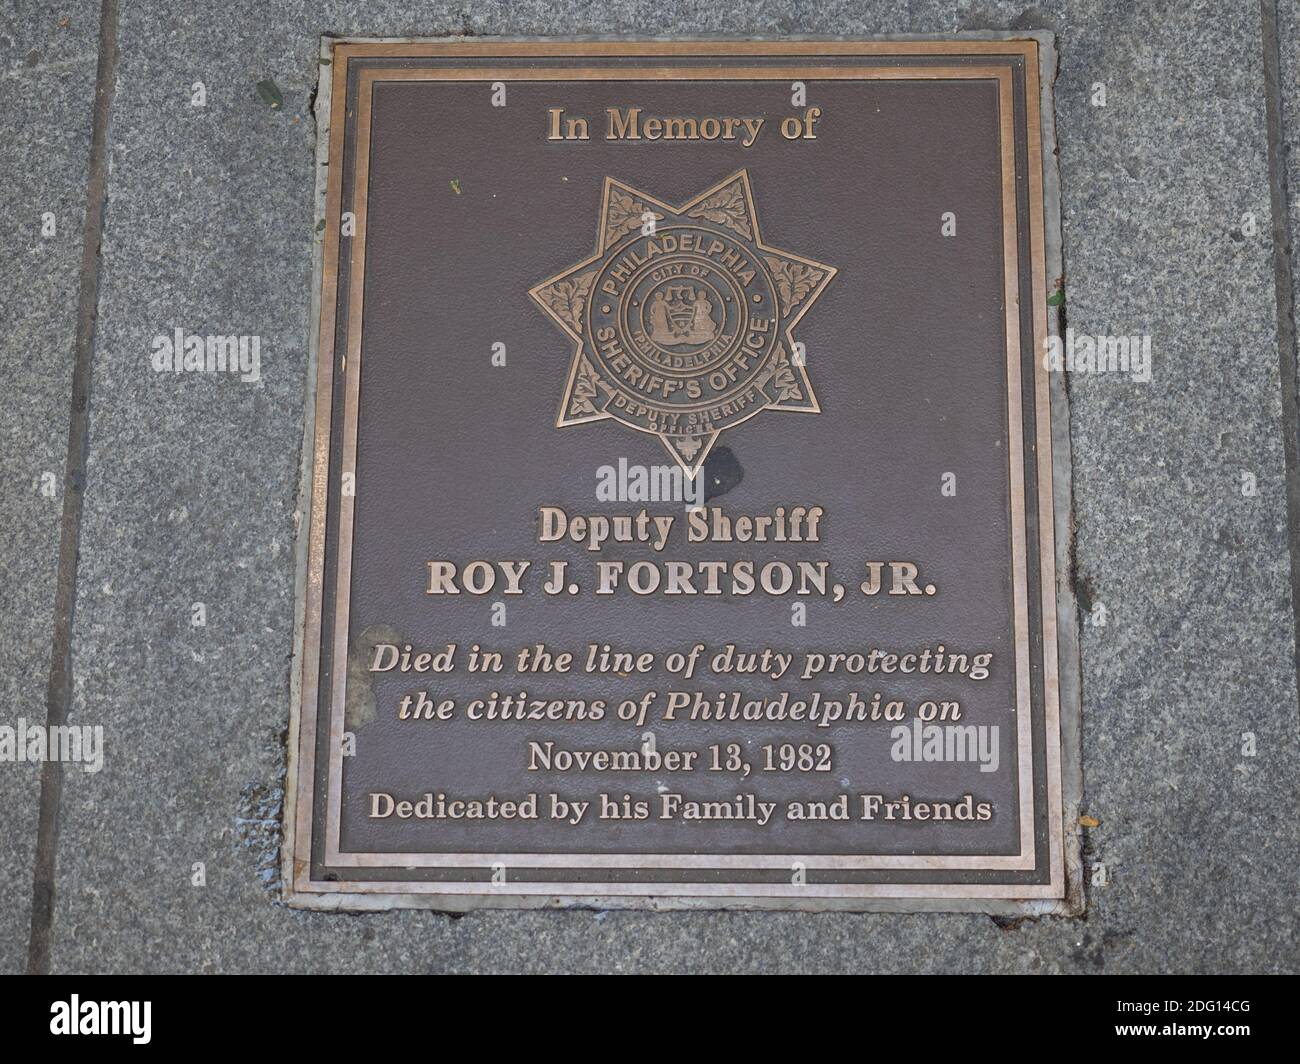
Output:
top-left (285, 36), bottom-right (1082, 914)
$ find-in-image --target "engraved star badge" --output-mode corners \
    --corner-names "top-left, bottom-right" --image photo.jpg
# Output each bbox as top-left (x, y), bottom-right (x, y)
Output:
top-left (529, 169), bottom-right (836, 477)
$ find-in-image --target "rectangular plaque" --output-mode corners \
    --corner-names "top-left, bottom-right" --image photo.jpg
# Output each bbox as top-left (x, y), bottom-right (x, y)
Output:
top-left (285, 37), bottom-right (1082, 912)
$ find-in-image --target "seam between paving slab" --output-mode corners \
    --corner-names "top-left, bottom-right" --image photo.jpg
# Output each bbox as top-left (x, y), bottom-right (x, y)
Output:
top-left (1260, 0), bottom-right (1300, 733)
top-left (25, 0), bottom-right (119, 976)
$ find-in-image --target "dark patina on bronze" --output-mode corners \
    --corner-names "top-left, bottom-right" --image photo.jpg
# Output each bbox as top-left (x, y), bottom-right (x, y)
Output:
top-left (285, 37), bottom-right (1080, 913)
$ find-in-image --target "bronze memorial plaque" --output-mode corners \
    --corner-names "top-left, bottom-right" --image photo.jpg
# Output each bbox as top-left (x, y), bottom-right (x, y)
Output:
top-left (286, 38), bottom-right (1082, 912)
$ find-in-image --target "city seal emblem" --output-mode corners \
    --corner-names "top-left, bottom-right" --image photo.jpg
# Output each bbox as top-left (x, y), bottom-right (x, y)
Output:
top-left (529, 170), bottom-right (836, 477)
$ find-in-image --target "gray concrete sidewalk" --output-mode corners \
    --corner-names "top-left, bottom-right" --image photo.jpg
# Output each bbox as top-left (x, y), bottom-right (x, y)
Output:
top-left (2, 0), bottom-right (1298, 973)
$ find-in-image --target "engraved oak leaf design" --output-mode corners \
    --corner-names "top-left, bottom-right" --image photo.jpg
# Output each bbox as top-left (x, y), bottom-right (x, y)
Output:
top-left (770, 346), bottom-right (804, 402)
top-left (764, 256), bottom-right (825, 315)
top-left (538, 270), bottom-right (595, 333)
top-left (676, 436), bottom-right (702, 460)
top-left (568, 355), bottom-right (601, 416)
top-left (605, 188), bottom-right (663, 245)
top-left (687, 182), bottom-right (752, 238)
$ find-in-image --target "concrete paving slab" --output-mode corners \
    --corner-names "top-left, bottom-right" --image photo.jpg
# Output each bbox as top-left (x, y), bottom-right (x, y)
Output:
top-left (30, 0), bottom-right (1300, 972)
top-left (0, 0), bottom-right (102, 974)
top-left (1281, 0), bottom-right (1300, 274)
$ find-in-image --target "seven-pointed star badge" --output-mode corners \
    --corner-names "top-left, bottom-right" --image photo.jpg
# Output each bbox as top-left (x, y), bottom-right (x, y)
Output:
top-left (529, 169), bottom-right (837, 477)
